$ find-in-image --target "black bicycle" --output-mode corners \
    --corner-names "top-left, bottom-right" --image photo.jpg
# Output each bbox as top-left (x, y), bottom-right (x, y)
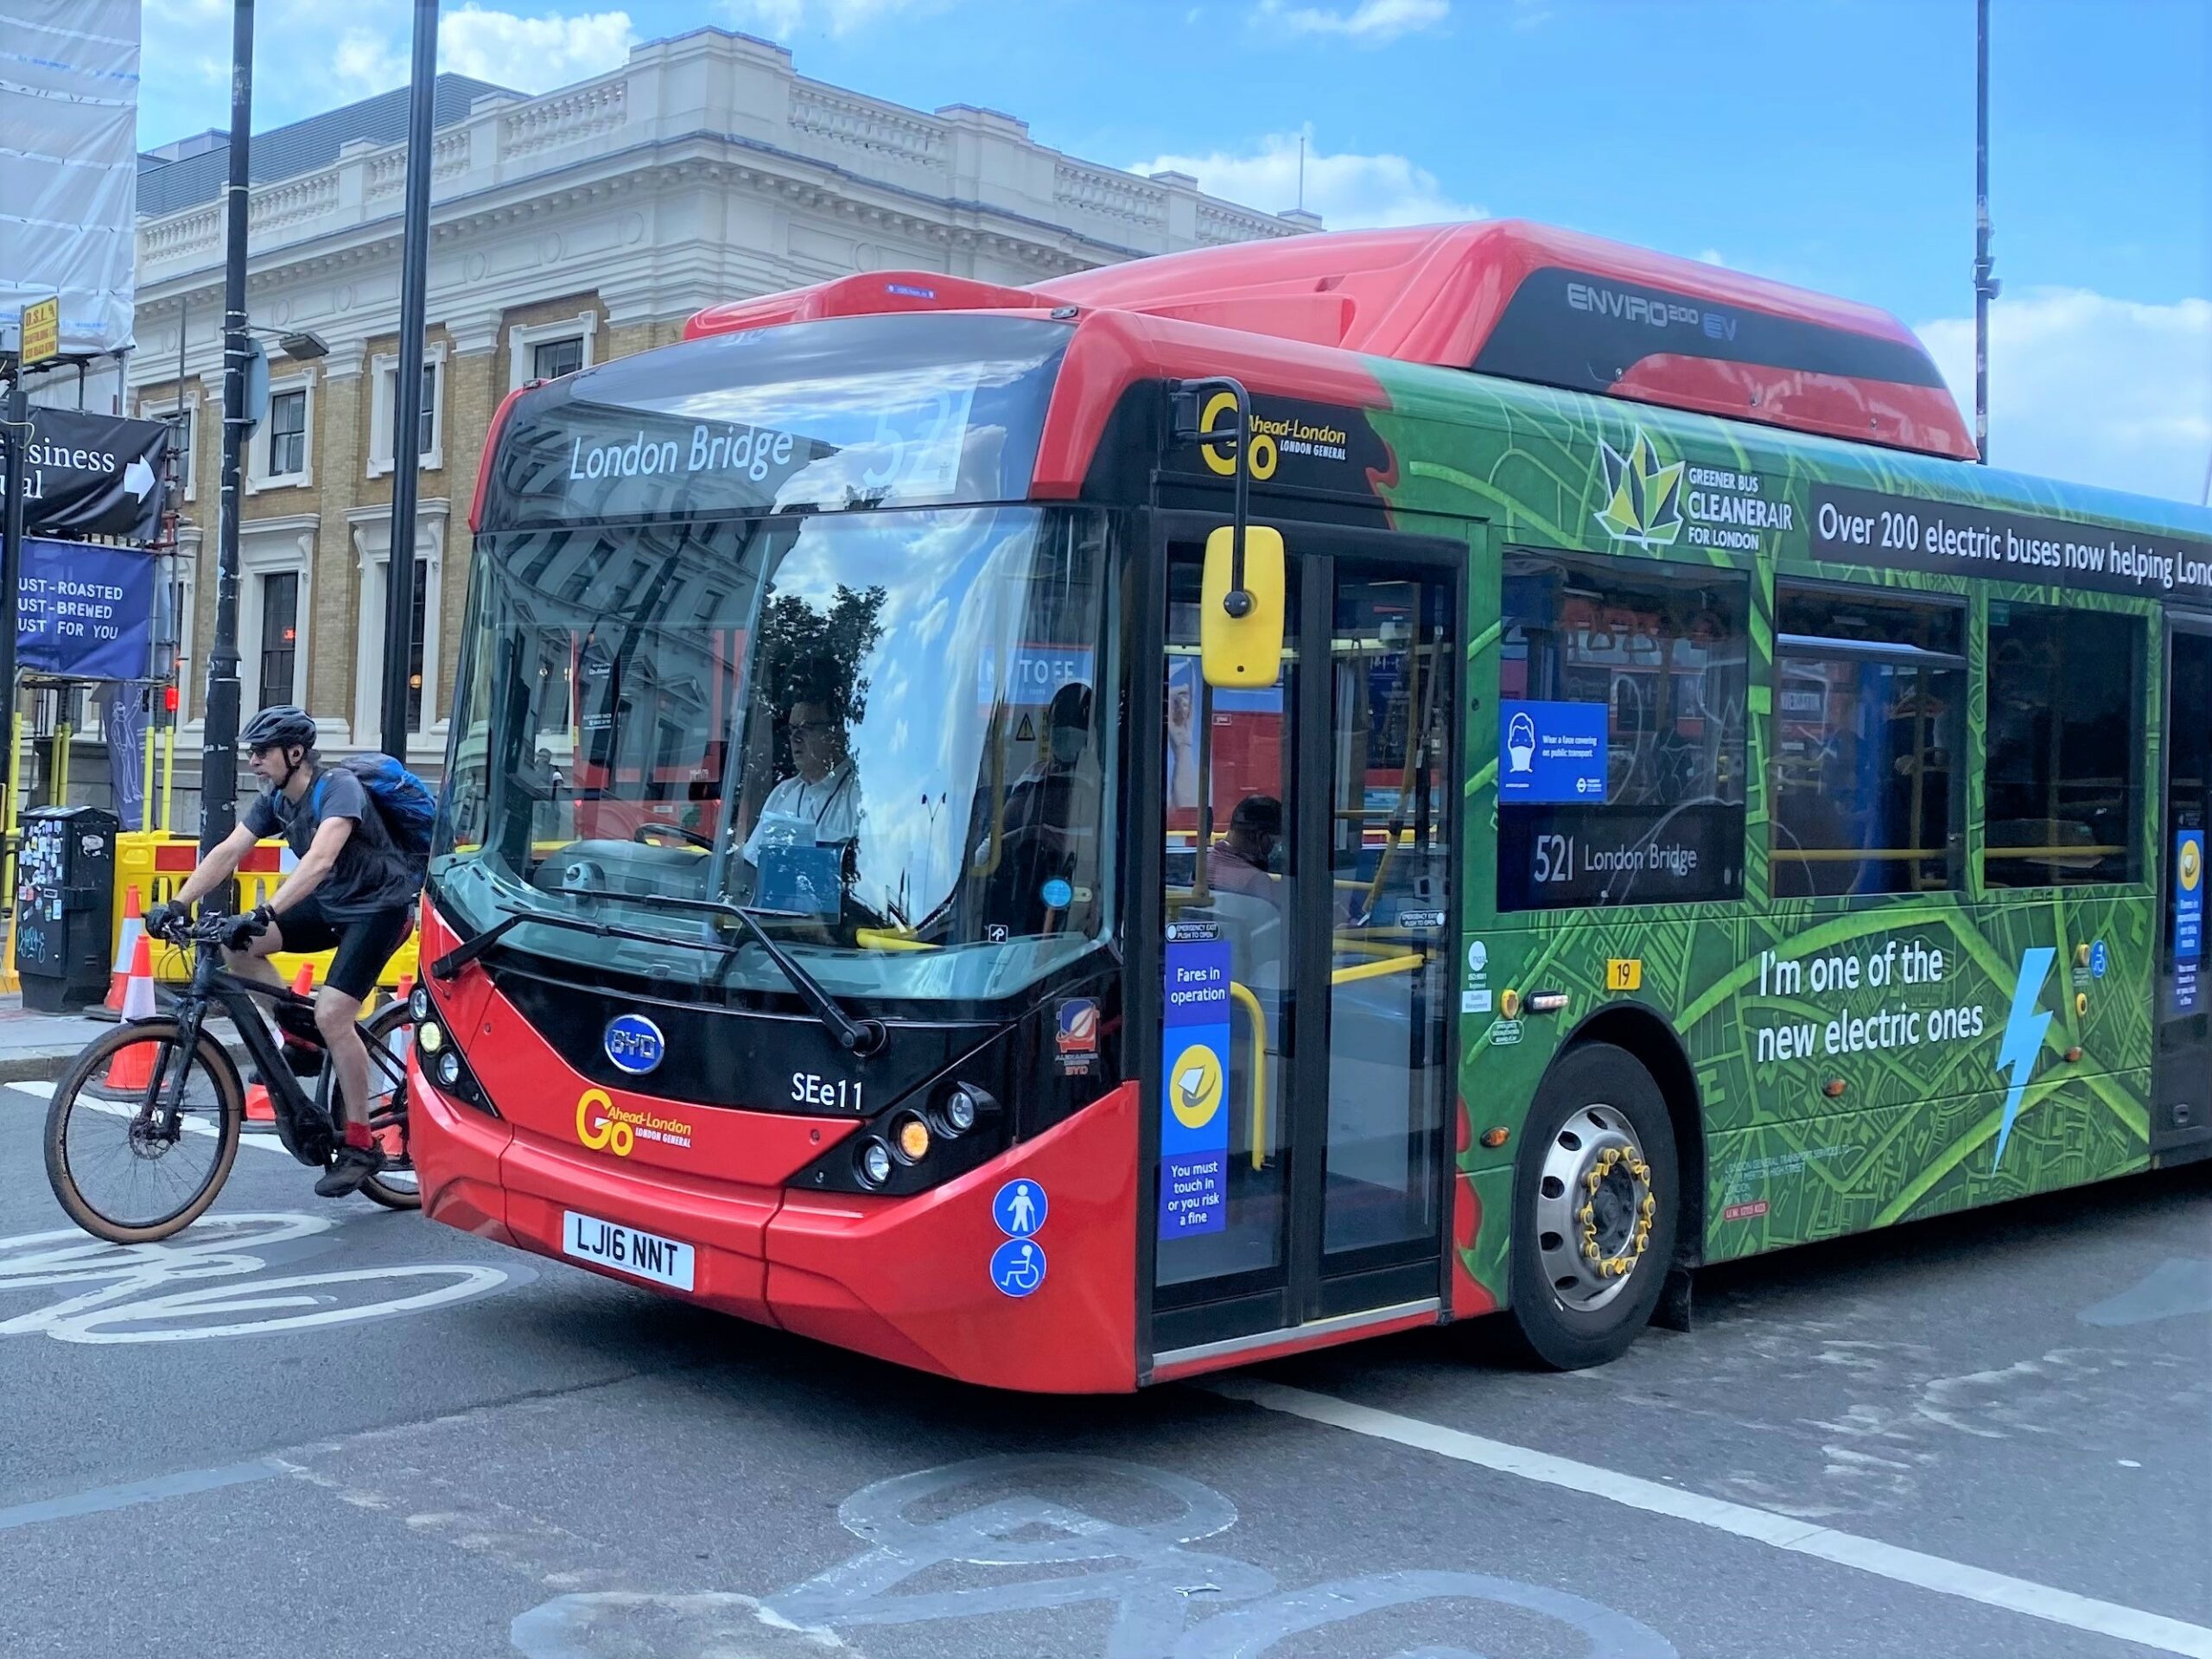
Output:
top-left (43, 914), bottom-right (419, 1243)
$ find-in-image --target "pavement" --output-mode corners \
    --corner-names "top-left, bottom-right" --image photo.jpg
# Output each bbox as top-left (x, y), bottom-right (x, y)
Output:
top-left (0, 992), bottom-right (118, 1083)
top-left (0, 1075), bottom-right (2207, 1659)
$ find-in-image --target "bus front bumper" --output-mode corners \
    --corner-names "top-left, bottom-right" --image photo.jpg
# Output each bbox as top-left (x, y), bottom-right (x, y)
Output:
top-left (410, 1060), bottom-right (1141, 1393)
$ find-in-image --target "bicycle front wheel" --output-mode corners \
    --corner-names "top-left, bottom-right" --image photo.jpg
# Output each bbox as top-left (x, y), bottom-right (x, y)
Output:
top-left (44, 1018), bottom-right (244, 1243)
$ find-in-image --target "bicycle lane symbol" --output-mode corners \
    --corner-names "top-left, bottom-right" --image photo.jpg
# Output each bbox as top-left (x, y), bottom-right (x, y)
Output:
top-left (0, 1212), bottom-right (515, 1344)
top-left (512, 1453), bottom-right (1679, 1659)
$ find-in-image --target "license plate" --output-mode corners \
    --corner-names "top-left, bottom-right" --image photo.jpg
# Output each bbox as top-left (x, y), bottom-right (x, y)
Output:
top-left (562, 1209), bottom-right (695, 1292)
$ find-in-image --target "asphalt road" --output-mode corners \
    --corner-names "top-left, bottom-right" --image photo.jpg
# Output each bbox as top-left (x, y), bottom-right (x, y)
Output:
top-left (2, 1079), bottom-right (2207, 1659)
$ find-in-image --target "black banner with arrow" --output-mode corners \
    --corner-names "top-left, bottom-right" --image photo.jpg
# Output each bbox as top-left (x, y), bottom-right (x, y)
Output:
top-left (0, 408), bottom-right (171, 543)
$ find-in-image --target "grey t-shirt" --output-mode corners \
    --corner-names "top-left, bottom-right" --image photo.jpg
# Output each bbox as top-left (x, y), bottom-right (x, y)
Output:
top-left (243, 766), bottom-right (419, 921)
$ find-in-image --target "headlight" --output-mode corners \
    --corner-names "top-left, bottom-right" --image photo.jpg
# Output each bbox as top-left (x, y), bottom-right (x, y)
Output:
top-left (435, 1051), bottom-right (463, 1088)
top-left (408, 986), bottom-right (431, 1021)
top-left (856, 1137), bottom-right (893, 1187)
top-left (941, 1086), bottom-right (977, 1134)
top-left (416, 1021), bottom-right (445, 1054)
top-left (893, 1114), bottom-right (931, 1163)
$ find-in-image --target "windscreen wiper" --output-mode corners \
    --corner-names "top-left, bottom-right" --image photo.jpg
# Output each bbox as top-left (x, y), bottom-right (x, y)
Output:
top-left (559, 887), bottom-right (887, 1058)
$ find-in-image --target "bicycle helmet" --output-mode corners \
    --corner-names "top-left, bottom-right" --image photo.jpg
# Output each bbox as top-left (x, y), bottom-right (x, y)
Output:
top-left (240, 703), bottom-right (316, 753)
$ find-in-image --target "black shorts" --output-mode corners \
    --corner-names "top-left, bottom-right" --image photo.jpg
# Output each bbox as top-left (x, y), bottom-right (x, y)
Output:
top-left (270, 899), bottom-right (413, 1001)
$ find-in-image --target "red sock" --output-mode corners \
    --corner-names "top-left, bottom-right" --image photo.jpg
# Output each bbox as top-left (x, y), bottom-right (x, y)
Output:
top-left (343, 1122), bottom-right (372, 1150)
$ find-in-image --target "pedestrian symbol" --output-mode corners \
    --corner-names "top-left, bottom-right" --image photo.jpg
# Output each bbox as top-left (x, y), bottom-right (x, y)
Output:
top-left (990, 1238), bottom-right (1046, 1297)
top-left (992, 1179), bottom-right (1047, 1238)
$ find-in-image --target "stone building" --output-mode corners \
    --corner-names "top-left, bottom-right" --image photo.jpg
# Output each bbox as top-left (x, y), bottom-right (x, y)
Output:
top-left (124, 26), bottom-right (1313, 804)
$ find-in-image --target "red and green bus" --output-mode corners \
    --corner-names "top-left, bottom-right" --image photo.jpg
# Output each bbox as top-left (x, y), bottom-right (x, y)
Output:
top-left (409, 219), bottom-right (2212, 1390)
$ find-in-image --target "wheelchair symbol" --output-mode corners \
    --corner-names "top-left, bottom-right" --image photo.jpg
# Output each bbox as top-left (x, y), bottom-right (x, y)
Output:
top-left (990, 1238), bottom-right (1046, 1298)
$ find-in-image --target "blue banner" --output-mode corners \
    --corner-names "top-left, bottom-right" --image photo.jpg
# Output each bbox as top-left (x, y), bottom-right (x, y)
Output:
top-left (18, 538), bottom-right (155, 681)
top-left (2177, 830), bottom-right (2203, 1016)
top-left (1160, 937), bottom-right (1231, 1238)
top-left (1498, 699), bottom-right (1609, 803)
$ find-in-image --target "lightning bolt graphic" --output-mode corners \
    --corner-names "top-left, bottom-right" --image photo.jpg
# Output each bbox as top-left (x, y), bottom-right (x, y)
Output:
top-left (1993, 946), bottom-right (2056, 1169)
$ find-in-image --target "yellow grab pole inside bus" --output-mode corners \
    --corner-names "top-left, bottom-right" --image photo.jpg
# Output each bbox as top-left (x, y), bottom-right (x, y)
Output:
top-left (141, 705), bottom-right (157, 829)
top-left (160, 716), bottom-right (176, 833)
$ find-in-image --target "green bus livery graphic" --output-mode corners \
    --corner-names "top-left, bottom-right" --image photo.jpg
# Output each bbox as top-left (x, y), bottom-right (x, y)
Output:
top-left (1341, 364), bottom-right (2202, 1304)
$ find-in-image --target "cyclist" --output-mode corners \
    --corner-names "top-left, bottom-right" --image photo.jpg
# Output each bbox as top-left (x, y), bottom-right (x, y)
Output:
top-left (144, 706), bottom-right (421, 1197)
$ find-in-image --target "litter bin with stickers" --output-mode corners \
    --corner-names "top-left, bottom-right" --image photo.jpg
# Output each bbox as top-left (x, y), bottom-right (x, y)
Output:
top-left (15, 805), bottom-right (120, 1012)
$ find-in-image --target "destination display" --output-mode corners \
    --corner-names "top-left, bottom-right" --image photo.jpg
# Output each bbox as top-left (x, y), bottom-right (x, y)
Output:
top-left (482, 314), bottom-right (1068, 529)
top-left (1809, 484), bottom-right (2212, 607)
top-left (1497, 803), bottom-right (1744, 911)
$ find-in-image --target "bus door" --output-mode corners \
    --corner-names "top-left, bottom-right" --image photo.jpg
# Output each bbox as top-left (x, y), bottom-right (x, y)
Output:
top-left (2153, 615), bottom-right (2212, 1160)
top-left (1145, 518), bottom-right (1463, 1364)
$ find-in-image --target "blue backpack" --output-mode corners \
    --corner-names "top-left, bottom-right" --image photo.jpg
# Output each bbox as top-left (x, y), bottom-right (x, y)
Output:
top-left (315, 754), bottom-right (439, 874)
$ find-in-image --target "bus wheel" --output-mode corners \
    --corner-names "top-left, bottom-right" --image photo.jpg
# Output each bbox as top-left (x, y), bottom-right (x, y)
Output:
top-left (1509, 1042), bottom-right (1678, 1370)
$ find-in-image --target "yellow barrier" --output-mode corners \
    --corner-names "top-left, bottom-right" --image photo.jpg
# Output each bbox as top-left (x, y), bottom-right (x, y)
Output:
top-left (111, 830), bottom-right (420, 991)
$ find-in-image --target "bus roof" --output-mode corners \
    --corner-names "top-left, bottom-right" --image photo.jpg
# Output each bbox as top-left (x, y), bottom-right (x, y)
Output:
top-left (686, 219), bottom-right (1977, 461)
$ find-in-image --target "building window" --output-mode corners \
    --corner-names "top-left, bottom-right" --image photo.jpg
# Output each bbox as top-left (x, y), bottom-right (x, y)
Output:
top-left (258, 572), bottom-right (298, 710)
top-left (1771, 587), bottom-right (1966, 897)
top-left (268, 390), bottom-right (307, 478)
top-left (168, 406), bottom-right (194, 499)
top-left (531, 336), bottom-right (583, 381)
top-left (1497, 550), bottom-right (1749, 911)
top-left (367, 346), bottom-right (447, 475)
top-left (508, 311), bottom-right (597, 392)
top-left (1984, 605), bottom-right (2144, 888)
top-left (412, 362), bottom-right (437, 456)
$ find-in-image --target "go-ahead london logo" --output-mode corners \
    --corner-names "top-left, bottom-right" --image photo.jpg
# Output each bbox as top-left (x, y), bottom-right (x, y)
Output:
top-left (1593, 429), bottom-right (1686, 548)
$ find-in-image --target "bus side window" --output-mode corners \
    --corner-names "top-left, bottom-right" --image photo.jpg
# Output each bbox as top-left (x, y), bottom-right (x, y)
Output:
top-left (1771, 587), bottom-right (1966, 898)
top-left (1983, 606), bottom-right (2145, 889)
top-left (1496, 550), bottom-right (1750, 912)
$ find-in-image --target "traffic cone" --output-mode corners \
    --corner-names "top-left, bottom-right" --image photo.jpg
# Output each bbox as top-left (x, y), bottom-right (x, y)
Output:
top-left (105, 886), bottom-right (145, 1011)
top-left (279, 961), bottom-right (323, 1077)
top-left (245, 1082), bottom-right (275, 1125)
top-left (100, 937), bottom-right (159, 1091)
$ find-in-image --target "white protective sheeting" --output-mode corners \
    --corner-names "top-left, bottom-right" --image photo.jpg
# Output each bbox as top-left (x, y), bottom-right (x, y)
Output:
top-left (0, 0), bottom-right (142, 356)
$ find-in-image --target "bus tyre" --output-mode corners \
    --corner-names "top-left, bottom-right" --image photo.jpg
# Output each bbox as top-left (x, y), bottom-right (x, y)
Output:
top-left (1508, 1042), bottom-right (1678, 1371)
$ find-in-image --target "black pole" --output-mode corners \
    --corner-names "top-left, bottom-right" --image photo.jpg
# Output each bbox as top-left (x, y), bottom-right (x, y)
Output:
top-left (382, 0), bottom-right (438, 761)
top-left (1973, 0), bottom-right (1996, 465)
top-left (0, 372), bottom-right (25, 852)
top-left (200, 0), bottom-right (253, 860)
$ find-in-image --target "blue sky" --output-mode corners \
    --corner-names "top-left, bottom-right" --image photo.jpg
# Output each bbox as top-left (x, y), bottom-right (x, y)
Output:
top-left (139, 0), bottom-right (2210, 503)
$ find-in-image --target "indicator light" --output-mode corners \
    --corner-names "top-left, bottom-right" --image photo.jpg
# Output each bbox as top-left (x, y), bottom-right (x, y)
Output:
top-left (895, 1115), bottom-right (931, 1163)
top-left (1479, 1127), bottom-right (1509, 1148)
top-left (416, 1021), bottom-right (444, 1054)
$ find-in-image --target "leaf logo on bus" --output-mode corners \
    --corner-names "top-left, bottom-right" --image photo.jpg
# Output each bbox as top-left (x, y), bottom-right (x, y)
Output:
top-left (1594, 430), bottom-right (1686, 548)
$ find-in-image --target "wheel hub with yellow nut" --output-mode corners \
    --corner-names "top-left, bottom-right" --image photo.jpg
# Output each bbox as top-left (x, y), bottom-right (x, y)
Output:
top-left (1532, 1103), bottom-right (1657, 1314)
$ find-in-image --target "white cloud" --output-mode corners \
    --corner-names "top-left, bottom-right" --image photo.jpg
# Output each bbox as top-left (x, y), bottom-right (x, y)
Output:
top-left (439, 7), bottom-right (635, 90)
top-left (1696, 247), bottom-right (1727, 267)
top-left (143, 3), bottom-right (634, 128)
top-left (1131, 130), bottom-right (1481, 229)
top-left (721, 0), bottom-right (934, 39)
top-left (1261, 0), bottom-right (1448, 44)
top-left (1918, 287), bottom-right (2212, 505)
top-left (332, 28), bottom-right (409, 96)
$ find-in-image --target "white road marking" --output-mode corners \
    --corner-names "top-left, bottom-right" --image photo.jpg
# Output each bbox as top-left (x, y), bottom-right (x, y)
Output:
top-left (1208, 1379), bottom-right (2212, 1659)
top-left (10, 1078), bottom-right (287, 1153)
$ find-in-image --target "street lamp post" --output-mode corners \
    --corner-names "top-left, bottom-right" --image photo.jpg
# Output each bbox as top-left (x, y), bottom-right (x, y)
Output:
top-left (1973, 0), bottom-right (1999, 465)
top-left (201, 0), bottom-right (255, 860)
top-left (381, 0), bottom-right (439, 762)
